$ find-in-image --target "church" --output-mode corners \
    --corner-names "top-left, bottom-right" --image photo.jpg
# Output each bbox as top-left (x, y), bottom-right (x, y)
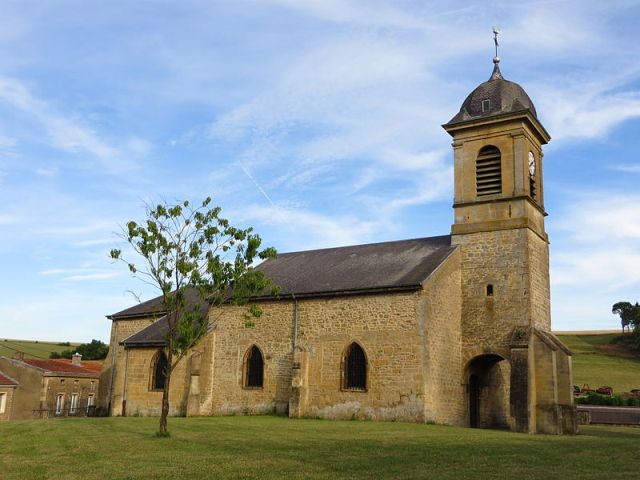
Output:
top-left (98, 52), bottom-right (577, 434)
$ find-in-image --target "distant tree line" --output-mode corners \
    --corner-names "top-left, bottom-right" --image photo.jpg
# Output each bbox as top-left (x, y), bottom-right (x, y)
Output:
top-left (612, 302), bottom-right (640, 350)
top-left (49, 339), bottom-right (109, 360)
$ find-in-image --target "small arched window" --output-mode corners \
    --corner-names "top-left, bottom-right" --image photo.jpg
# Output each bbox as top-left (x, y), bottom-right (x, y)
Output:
top-left (476, 145), bottom-right (502, 196)
top-left (244, 345), bottom-right (264, 389)
top-left (343, 342), bottom-right (367, 391)
top-left (151, 350), bottom-right (168, 391)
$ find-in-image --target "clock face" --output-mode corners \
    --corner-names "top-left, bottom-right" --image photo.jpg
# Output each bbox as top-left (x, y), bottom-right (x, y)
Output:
top-left (528, 151), bottom-right (536, 176)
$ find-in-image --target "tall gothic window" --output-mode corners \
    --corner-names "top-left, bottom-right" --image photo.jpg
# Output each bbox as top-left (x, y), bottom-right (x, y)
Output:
top-left (244, 345), bottom-right (264, 388)
top-left (151, 350), bottom-right (168, 391)
top-left (343, 342), bottom-right (367, 391)
top-left (476, 145), bottom-right (502, 196)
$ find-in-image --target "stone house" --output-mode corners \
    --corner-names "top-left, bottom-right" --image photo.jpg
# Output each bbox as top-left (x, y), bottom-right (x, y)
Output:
top-left (99, 57), bottom-right (576, 434)
top-left (0, 353), bottom-right (101, 419)
top-left (0, 371), bottom-right (18, 421)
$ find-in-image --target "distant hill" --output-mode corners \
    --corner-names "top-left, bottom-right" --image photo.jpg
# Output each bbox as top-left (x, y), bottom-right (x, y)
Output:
top-left (556, 333), bottom-right (640, 393)
top-left (0, 338), bottom-right (81, 360)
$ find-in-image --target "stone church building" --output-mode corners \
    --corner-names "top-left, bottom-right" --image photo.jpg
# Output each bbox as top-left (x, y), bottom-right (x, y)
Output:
top-left (98, 57), bottom-right (577, 434)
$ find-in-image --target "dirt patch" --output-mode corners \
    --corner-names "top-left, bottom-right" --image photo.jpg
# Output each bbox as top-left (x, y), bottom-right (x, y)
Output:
top-left (597, 343), bottom-right (640, 359)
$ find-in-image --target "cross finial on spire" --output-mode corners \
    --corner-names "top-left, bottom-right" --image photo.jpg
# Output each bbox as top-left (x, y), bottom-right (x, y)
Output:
top-left (492, 26), bottom-right (501, 65)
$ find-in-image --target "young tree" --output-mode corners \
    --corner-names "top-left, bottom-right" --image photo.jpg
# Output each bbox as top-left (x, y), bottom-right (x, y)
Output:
top-left (110, 197), bottom-right (276, 435)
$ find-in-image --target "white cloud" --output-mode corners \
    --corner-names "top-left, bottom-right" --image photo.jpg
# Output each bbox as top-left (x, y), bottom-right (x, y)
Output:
top-left (551, 193), bottom-right (640, 289)
top-left (0, 77), bottom-right (148, 173)
top-left (612, 164), bottom-right (640, 173)
top-left (241, 204), bottom-right (381, 249)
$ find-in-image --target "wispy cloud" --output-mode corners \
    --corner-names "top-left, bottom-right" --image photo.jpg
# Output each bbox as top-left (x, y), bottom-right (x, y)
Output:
top-left (0, 77), bottom-right (148, 173)
top-left (612, 164), bottom-right (640, 173)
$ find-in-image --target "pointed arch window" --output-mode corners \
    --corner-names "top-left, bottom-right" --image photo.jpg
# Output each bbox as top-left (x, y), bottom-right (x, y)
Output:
top-left (151, 350), bottom-right (168, 391)
top-left (476, 145), bottom-right (502, 196)
top-left (244, 345), bottom-right (264, 389)
top-left (343, 342), bottom-right (367, 391)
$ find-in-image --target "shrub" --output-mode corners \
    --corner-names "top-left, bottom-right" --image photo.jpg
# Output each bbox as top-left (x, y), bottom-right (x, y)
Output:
top-left (575, 392), bottom-right (628, 406)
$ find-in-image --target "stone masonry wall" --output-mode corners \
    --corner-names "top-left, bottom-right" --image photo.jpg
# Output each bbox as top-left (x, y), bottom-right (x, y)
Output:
top-left (119, 347), bottom-right (192, 417)
top-left (453, 229), bottom-right (531, 358)
top-left (527, 229), bottom-right (551, 331)
top-left (99, 317), bottom-right (160, 415)
top-left (419, 248), bottom-right (465, 426)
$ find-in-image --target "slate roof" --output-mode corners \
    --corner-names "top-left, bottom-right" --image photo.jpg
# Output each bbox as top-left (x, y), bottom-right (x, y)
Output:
top-left (253, 235), bottom-right (455, 299)
top-left (119, 235), bottom-right (457, 348)
top-left (445, 63), bottom-right (537, 126)
top-left (108, 287), bottom-right (202, 320)
top-left (0, 371), bottom-right (18, 386)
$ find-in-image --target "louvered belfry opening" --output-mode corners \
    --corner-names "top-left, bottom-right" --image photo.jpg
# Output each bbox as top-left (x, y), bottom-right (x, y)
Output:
top-left (529, 175), bottom-right (537, 200)
top-left (153, 350), bottom-right (168, 390)
top-left (476, 145), bottom-right (502, 196)
top-left (344, 343), bottom-right (367, 391)
top-left (245, 345), bottom-right (264, 388)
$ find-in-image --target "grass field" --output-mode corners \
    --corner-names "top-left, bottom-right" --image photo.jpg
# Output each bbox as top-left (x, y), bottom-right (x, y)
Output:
top-left (0, 416), bottom-right (638, 480)
top-left (556, 333), bottom-right (640, 393)
top-left (0, 338), bottom-right (80, 360)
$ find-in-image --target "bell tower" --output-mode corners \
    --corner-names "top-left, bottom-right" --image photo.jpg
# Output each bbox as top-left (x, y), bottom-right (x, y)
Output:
top-left (443, 33), bottom-right (576, 434)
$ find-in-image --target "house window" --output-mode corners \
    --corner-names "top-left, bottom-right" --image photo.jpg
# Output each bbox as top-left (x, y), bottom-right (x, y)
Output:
top-left (343, 342), bottom-right (367, 391)
top-left (151, 350), bottom-right (168, 391)
top-left (486, 284), bottom-right (494, 297)
top-left (476, 145), bottom-right (502, 196)
top-left (244, 345), bottom-right (264, 389)
top-left (0, 393), bottom-right (6, 414)
top-left (481, 99), bottom-right (491, 113)
top-left (55, 394), bottom-right (64, 415)
top-left (70, 393), bottom-right (79, 414)
top-left (86, 394), bottom-right (94, 413)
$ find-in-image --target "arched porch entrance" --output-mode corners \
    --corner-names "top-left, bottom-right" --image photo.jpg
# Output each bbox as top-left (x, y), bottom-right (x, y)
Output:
top-left (466, 354), bottom-right (511, 429)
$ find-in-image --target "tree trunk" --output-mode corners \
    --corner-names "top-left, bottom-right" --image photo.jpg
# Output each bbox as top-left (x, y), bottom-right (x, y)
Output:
top-left (159, 348), bottom-right (173, 435)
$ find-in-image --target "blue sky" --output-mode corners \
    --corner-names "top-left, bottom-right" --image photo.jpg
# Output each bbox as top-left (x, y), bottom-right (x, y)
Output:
top-left (1, 0), bottom-right (639, 342)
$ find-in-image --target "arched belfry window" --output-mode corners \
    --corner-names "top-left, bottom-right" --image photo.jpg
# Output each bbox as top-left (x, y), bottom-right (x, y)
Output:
top-left (151, 350), bottom-right (168, 391)
top-left (476, 145), bottom-right (502, 196)
top-left (244, 345), bottom-right (264, 388)
top-left (343, 342), bottom-right (367, 391)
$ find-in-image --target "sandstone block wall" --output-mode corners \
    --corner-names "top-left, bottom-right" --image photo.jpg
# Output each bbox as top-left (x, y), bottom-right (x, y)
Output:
top-left (419, 248), bottom-right (465, 425)
top-left (118, 347), bottom-right (192, 417)
top-left (453, 229), bottom-right (532, 356)
top-left (98, 317), bottom-right (159, 415)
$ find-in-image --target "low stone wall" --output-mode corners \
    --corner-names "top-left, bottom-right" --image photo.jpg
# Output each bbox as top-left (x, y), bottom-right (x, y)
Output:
top-left (577, 406), bottom-right (640, 425)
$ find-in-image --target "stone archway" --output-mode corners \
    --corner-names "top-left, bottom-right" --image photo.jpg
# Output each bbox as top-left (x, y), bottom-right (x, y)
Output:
top-left (466, 354), bottom-right (511, 429)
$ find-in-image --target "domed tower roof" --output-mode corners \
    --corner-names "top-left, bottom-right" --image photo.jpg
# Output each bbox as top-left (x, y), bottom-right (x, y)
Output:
top-left (446, 62), bottom-right (537, 125)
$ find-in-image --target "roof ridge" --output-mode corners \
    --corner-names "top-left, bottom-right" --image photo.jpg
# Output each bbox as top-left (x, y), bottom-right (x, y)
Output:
top-left (268, 234), bottom-right (452, 258)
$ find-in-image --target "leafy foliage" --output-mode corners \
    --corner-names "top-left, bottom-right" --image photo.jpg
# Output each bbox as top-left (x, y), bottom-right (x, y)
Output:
top-left (110, 197), bottom-right (277, 434)
top-left (49, 339), bottom-right (109, 360)
top-left (612, 301), bottom-right (640, 333)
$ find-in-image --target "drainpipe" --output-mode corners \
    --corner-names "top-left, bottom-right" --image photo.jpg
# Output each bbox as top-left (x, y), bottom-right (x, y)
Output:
top-left (291, 293), bottom-right (299, 355)
top-left (122, 348), bottom-right (129, 417)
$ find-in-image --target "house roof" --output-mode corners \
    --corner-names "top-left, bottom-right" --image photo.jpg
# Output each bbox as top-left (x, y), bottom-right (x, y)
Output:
top-left (120, 235), bottom-right (456, 348)
top-left (20, 358), bottom-right (100, 377)
top-left (54, 359), bottom-right (103, 374)
top-left (0, 371), bottom-right (18, 386)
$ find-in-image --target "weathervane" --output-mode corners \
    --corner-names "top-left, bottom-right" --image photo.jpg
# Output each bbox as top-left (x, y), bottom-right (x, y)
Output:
top-left (492, 26), bottom-right (501, 64)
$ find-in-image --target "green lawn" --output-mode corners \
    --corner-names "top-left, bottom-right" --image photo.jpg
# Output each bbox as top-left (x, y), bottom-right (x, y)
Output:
top-left (0, 416), bottom-right (638, 480)
top-left (556, 333), bottom-right (640, 393)
top-left (0, 339), bottom-right (80, 360)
